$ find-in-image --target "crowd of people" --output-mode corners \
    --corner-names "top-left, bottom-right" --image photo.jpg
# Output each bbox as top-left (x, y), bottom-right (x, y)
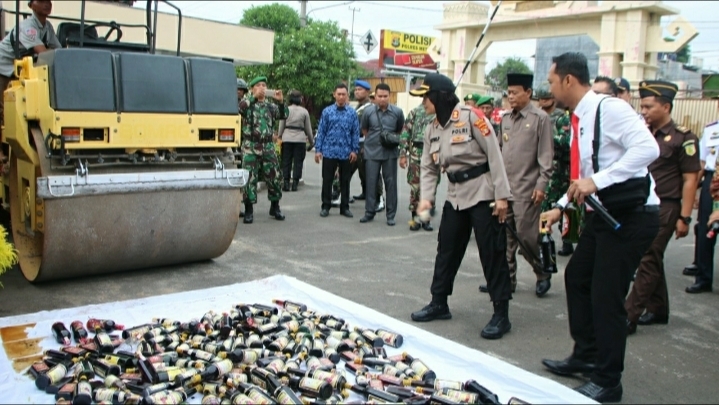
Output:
top-left (234, 51), bottom-right (718, 403)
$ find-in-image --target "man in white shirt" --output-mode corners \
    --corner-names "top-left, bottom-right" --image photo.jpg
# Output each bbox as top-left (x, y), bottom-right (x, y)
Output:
top-left (539, 53), bottom-right (660, 403)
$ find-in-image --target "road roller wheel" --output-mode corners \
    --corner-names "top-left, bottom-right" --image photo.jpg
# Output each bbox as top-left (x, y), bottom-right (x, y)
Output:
top-left (9, 154), bottom-right (43, 282)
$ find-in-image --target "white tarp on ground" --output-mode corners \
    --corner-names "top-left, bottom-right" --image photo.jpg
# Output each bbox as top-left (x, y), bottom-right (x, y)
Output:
top-left (0, 275), bottom-right (596, 404)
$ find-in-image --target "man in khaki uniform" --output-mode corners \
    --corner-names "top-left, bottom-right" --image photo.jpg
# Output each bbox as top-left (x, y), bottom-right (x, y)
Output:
top-left (482, 73), bottom-right (554, 297)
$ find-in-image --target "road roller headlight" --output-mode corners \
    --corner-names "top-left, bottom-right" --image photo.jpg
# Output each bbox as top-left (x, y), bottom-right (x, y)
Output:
top-left (61, 127), bottom-right (81, 143)
top-left (218, 129), bottom-right (235, 142)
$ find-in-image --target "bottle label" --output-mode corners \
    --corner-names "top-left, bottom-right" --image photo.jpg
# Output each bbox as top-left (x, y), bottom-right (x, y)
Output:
top-left (104, 374), bottom-right (121, 388)
top-left (247, 390), bottom-right (273, 405)
top-left (76, 380), bottom-right (93, 396)
top-left (276, 389), bottom-right (298, 404)
top-left (241, 350), bottom-right (258, 365)
top-left (94, 388), bottom-right (120, 401)
top-left (312, 370), bottom-right (338, 386)
top-left (63, 346), bottom-right (84, 356)
top-left (31, 362), bottom-right (49, 374)
top-left (203, 343), bottom-right (219, 354)
top-left (250, 375), bottom-right (267, 389)
top-left (216, 359), bottom-right (234, 376)
top-left (300, 377), bottom-right (324, 393)
top-left (58, 382), bottom-right (76, 394)
top-left (231, 394), bottom-right (254, 405)
top-left (148, 392), bottom-right (183, 404)
top-left (434, 379), bottom-right (463, 391)
top-left (96, 332), bottom-right (112, 347)
top-left (441, 389), bottom-right (479, 403)
top-left (194, 350), bottom-right (214, 362)
top-left (272, 336), bottom-right (289, 350)
top-left (369, 379), bottom-right (384, 390)
top-left (285, 302), bottom-right (302, 313)
top-left (47, 364), bottom-right (68, 384)
top-left (325, 319), bottom-right (340, 329)
top-left (411, 359), bottom-right (430, 379)
top-left (376, 330), bottom-right (401, 347)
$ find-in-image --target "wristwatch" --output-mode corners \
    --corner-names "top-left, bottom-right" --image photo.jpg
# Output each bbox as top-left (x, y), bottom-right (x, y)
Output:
top-left (680, 216), bottom-right (692, 225)
top-left (551, 202), bottom-right (565, 212)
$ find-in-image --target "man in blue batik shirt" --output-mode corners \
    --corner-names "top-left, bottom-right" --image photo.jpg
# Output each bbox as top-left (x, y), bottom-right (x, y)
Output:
top-left (315, 83), bottom-right (360, 218)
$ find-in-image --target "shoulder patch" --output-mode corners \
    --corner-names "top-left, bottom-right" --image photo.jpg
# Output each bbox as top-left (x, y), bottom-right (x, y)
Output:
top-left (473, 118), bottom-right (491, 137)
top-left (683, 140), bottom-right (696, 156)
top-left (451, 110), bottom-right (460, 121)
top-left (676, 125), bottom-right (690, 134)
top-left (24, 27), bottom-right (37, 41)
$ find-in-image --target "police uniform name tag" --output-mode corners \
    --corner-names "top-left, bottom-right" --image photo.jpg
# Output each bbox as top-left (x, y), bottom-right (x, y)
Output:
top-left (451, 134), bottom-right (471, 144)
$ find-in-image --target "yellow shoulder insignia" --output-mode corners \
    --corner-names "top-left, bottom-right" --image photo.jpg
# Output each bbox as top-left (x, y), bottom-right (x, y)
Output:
top-left (676, 125), bottom-right (690, 134)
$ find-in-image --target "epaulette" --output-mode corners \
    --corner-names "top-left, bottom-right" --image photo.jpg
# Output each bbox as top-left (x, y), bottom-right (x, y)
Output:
top-left (706, 120), bottom-right (719, 128)
top-left (675, 125), bottom-right (690, 134)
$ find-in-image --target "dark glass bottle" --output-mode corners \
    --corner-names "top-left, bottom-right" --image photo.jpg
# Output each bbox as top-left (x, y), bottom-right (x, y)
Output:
top-left (51, 322), bottom-right (72, 346)
top-left (437, 388), bottom-right (480, 404)
top-left (402, 353), bottom-right (436, 381)
top-left (54, 382), bottom-right (76, 401)
top-left (375, 328), bottom-right (403, 348)
top-left (538, 220), bottom-right (558, 274)
top-left (35, 362), bottom-right (68, 390)
top-left (72, 377), bottom-right (93, 405)
top-left (353, 327), bottom-right (383, 347)
top-left (465, 379), bottom-right (501, 404)
top-left (87, 318), bottom-right (124, 332)
top-left (288, 376), bottom-right (333, 400)
top-left (272, 298), bottom-right (307, 313)
top-left (69, 321), bottom-right (89, 344)
top-left (94, 388), bottom-right (128, 404)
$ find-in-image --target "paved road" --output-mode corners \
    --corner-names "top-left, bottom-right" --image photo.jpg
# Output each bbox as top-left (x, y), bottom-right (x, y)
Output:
top-left (1, 157), bottom-right (717, 403)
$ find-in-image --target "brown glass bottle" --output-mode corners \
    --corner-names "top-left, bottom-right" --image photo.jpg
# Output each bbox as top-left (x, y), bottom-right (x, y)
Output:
top-left (94, 388), bottom-right (128, 404)
top-left (464, 379), bottom-right (500, 404)
top-left (35, 362), bottom-right (68, 390)
top-left (68, 321), bottom-right (89, 344)
top-left (402, 353), bottom-right (436, 381)
top-left (51, 322), bottom-right (72, 346)
top-left (272, 298), bottom-right (308, 313)
top-left (54, 382), bottom-right (76, 401)
top-left (72, 377), bottom-right (93, 405)
top-left (288, 376), bottom-right (333, 400)
top-left (375, 328), bottom-right (403, 348)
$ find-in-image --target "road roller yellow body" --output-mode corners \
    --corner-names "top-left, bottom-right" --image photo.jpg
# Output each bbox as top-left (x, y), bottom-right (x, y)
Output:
top-left (0, 1), bottom-right (248, 282)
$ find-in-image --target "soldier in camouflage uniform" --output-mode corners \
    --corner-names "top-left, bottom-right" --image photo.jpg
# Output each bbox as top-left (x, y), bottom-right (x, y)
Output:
top-left (237, 78), bottom-right (249, 218)
top-left (536, 86), bottom-right (582, 255)
top-left (239, 76), bottom-right (289, 224)
top-left (399, 104), bottom-right (437, 231)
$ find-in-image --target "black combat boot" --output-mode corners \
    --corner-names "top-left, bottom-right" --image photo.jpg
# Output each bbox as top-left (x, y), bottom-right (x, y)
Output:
top-left (557, 241), bottom-right (574, 256)
top-left (282, 179), bottom-right (290, 192)
top-left (481, 300), bottom-right (511, 339)
top-left (269, 201), bottom-right (285, 221)
top-left (410, 296), bottom-right (452, 322)
top-left (422, 221), bottom-right (434, 231)
top-left (291, 179), bottom-right (299, 191)
top-left (243, 203), bottom-right (254, 224)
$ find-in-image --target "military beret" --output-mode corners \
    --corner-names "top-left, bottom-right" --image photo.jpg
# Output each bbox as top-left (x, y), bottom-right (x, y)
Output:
top-left (477, 96), bottom-right (494, 106)
top-left (638, 80), bottom-right (678, 102)
top-left (410, 73), bottom-right (456, 96)
top-left (507, 73), bottom-right (533, 88)
top-left (248, 76), bottom-right (267, 88)
top-left (354, 80), bottom-right (371, 90)
top-left (464, 94), bottom-right (474, 101)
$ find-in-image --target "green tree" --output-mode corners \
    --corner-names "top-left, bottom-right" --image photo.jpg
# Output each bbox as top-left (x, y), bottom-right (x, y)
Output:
top-left (485, 57), bottom-right (532, 90)
top-left (676, 44), bottom-right (691, 64)
top-left (236, 4), bottom-right (365, 125)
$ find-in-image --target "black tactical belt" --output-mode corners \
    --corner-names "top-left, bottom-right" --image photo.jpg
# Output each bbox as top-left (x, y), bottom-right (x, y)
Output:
top-left (412, 141), bottom-right (424, 149)
top-left (285, 125), bottom-right (305, 131)
top-left (446, 163), bottom-right (489, 183)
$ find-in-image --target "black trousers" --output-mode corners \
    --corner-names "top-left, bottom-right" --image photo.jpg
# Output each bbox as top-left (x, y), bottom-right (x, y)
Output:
top-left (281, 142), bottom-right (306, 181)
top-left (430, 201), bottom-right (512, 303)
top-left (696, 171), bottom-right (716, 285)
top-left (365, 158), bottom-right (397, 219)
top-left (566, 209), bottom-right (659, 387)
top-left (322, 158), bottom-right (351, 211)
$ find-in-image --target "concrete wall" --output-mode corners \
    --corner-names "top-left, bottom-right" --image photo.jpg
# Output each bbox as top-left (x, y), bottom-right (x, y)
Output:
top-left (0, 0), bottom-right (274, 65)
top-left (534, 35), bottom-right (599, 90)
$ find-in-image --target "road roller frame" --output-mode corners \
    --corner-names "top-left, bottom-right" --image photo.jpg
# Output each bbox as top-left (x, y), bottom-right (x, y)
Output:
top-left (0, 1), bottom-right (249, 282)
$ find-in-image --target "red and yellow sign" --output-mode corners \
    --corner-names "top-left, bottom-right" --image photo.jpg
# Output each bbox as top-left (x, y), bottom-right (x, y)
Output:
top-left (379, 30), bottom-right (437, 70)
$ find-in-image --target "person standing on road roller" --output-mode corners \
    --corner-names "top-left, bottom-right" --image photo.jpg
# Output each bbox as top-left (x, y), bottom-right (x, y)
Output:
top-left (408, 73), bottom-right (513, 340)
top-left (399, 103), bottom-right (436, 232)
top-left (238, 76), bottom-right (289, 224)
top-left (624, 80), bottom-right (700, 335)
top-left (0, 0), bottom-right (61, 165)
top-left (479, 73), bottom-right (554, 297)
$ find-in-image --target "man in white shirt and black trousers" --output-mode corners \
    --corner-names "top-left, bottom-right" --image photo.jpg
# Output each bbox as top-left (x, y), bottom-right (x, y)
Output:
top-left (539, 53), bottom-right (660, 403)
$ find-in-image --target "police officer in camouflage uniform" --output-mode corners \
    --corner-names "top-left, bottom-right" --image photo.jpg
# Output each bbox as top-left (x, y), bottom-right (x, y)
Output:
top-left (399, 104), bottom-right (437, 231)
top-left (238, 76), bottom-right (289, 224)
top-left (537, 85), bottom-right (577, 256)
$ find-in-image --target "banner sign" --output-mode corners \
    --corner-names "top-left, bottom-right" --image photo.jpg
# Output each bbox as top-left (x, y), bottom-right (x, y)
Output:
top-left (379, 30), bottom-right (438, 70)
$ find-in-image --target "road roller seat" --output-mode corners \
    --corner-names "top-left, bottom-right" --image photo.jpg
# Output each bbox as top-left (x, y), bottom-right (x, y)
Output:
top-left (37, 48), bottom-right (118, 112)
top-left (56, 23), bottom-right (99, 48)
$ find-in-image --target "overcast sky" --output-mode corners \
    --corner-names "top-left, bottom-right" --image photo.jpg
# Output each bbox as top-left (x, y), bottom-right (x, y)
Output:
top-left (145, 1), bottom-right (719, 71)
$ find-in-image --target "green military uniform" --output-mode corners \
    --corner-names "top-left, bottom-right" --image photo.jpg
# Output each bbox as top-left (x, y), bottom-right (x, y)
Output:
top-left (476, 95), bottom-right (500, 138)
top-left (239, 76), bottom-right (289, 222)
top-left (400, 105), bottom-right (437, 230)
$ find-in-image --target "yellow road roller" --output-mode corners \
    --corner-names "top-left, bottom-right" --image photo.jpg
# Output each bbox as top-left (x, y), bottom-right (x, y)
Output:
top-left (0, 1), bottom-right (248, 282)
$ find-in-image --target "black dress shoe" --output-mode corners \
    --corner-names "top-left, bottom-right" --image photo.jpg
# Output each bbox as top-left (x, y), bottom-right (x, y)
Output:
top-left (686, 282), bottom-right (712, 294)
top-left (637, 312), bottom-right (668, 325)
top-left (557, 242), bottom-right (574, 256)
top-left (320, 209), bottom-right (329, 217)
top-left (353, 192), bottom-right (366, 201)
top-left (542, 356), bottom-right (597, 377)
top-left (410, 302), bottom-right (452, 322)
top-left (536, 279), bottom-right (551, 297)
top-left (574, 381), bottom-right (622, 403)
top-left (340, 210), bottom-right (353, 218)
top-left (481, 312), bottom-right (511, 340)
top-left (479, 285), bottom-right (488, 293)
top-left (349, 197), bottom-right (355, 203)
top-left (409, 220), bottom-right (421, 231)
top-left (359, 214), bottom-right (374, 223)
top-left (683, 265), bottom-right (698, 276)
top-left (627, 319), bottom-right (637, 335)
top-left (422, 221), bottom-right (433, 231)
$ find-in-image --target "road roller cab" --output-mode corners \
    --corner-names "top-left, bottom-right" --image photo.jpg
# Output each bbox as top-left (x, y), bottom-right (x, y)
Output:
top-left (1, 1), bottom-right (248, 282)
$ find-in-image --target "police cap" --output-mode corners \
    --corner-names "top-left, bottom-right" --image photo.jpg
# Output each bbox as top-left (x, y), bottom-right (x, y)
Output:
top-left (638, 80), bottom-right (678, 103)
top-left (614, 77), bottom-right (630, 92)
top-left (410, 73), bottom-right (456, 97)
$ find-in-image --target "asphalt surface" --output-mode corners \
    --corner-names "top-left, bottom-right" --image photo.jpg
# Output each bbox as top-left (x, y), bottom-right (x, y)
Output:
top-left (1, 157), bottom-right (718, 404)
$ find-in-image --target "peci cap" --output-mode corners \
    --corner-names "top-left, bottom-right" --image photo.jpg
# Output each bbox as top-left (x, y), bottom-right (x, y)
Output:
top-left (506, 73), bottom-right (533, 88)
top-left (614, 77), bottom-right (630, 92)
top-left (410, 73), bottom-right (456, 97)
top-left (248, 76), bottom-right (267, 88)
top-left (354, 80), bottom-right (371, 90)
top-left (638, 80), bottom-right (678, 102)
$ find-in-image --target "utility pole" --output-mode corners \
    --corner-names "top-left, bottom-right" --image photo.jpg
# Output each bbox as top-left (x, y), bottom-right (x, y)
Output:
top-left (348, 6), bottom-right (360, 86)
top-left (300, 0), bottom-right (308, 27)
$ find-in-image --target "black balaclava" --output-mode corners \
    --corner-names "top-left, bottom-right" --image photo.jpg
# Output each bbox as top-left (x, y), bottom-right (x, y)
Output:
top-left (428, 91), bottom-right (460, 127)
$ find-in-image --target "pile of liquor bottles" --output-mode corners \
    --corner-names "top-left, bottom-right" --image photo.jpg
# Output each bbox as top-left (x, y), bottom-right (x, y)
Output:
top-left (31, 298), bottom-right (504, 404)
